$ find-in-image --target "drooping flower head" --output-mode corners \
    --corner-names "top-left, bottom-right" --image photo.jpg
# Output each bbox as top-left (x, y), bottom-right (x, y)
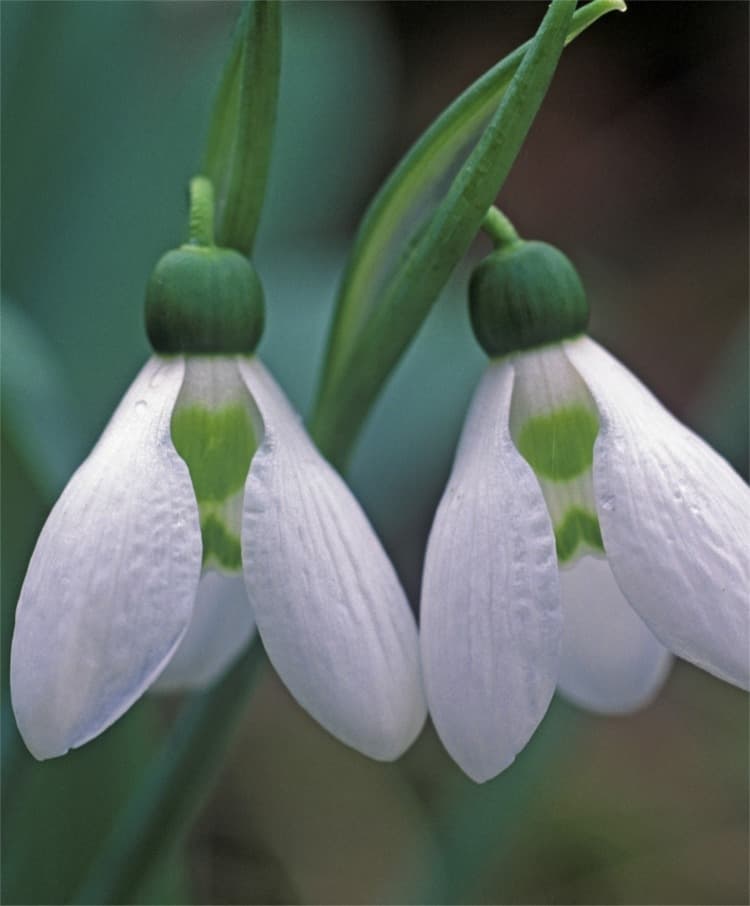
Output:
top-left (420, 210), bottom-right (749, 783)
top-left (11, 177), bottom-right (426, 760)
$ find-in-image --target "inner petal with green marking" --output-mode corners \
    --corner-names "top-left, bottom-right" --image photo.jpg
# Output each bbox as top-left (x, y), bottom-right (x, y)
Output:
top-left (171, 357), bottom-right (258, 574)
top-left (509, 345), bottom-right (604, 565)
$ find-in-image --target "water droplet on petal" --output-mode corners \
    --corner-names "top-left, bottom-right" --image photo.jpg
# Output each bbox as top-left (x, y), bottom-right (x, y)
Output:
top-left (599, 494), bottom-right (615, 512)
top-left (135, 400), bottom-right (148, 415)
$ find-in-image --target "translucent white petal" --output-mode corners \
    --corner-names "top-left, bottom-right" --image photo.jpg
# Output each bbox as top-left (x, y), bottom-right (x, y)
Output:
top-left (557, 555), bottom-right (672, 713)
top-left (420, 361), bottom-right (562, 783)
top-left (566, 337), bottom-right (750, 689)
top-left (10, 357), bottom-right (202, 759)
top-left (237, 357), bottom-right (426, 761)
top-left (150, 571), bottom-right (255, 692)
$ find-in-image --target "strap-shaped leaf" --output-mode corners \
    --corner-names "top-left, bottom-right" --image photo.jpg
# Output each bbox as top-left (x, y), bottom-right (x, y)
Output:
top-left (203, 0), bottom-right (281, 255)
top-left (313, 0), bottom-right (625, 466)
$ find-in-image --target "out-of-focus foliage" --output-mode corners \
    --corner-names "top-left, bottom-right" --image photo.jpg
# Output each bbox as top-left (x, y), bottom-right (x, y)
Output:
top-left (2, 2), bottom-right (747, 904)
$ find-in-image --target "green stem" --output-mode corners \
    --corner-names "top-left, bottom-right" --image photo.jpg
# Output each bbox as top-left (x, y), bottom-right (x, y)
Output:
top-left (482, 206), bottom-right (521, 248)
top-left (72, 639), bottom-right (266, 905)
top-left (188, 176), bottom-right (215, 247)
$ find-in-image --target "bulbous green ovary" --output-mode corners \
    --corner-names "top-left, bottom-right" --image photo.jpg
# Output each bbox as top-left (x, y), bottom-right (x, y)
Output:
top-left (145, 246), bottom-right (265, 355)
top-left (171, 403), bottom-right (255, 571)
top-left (469, 241), bottom-right (589, 358)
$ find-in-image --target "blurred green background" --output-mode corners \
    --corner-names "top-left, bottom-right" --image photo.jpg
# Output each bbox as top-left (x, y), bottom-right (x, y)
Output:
top-left (2, 2), bottom-right (747, 904)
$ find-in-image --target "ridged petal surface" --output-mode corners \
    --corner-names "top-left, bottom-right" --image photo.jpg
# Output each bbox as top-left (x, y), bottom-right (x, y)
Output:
top-left (566, 337), bottom-right (750, 689)
top-left (238, 358), bottom-right (426, 760)
top-left (420, 361), bottom-right (562, 783)
top-left (11, 357), bottom-right (202, 759)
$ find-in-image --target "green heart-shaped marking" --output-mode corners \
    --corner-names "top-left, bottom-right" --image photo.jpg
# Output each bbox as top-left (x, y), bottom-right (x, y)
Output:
top-left (555, 507), bottom-right (604, 563)
top-left (516, 404), bottom-right (598, 482)
top-left (172, 403), bottom-right (256, 503)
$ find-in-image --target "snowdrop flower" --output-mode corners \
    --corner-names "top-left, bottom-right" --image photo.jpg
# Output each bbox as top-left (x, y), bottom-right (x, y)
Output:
top-left (420, 215), bottom-right (749, 783)
top-left (10, 178), bottom-right (426, 761)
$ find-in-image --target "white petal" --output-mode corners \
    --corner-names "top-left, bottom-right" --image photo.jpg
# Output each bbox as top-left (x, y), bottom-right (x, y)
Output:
top-left (237, 357), bottom-right (426, 761)
top-left (420, 361), bottom-right (562, 783)
top-left (557, 555), bottom-right (672, 713)
top-left (150, 572), bottom-right (255, 692)
top-left (10, 357), bottom-right (202, 759)
top-left (566, 337), bottom-right (750, 689)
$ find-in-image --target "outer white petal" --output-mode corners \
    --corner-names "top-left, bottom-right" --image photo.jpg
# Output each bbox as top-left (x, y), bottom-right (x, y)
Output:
top-left (237, 357), bottom-right (426, 761)
top-left (420, 361), bottom-right (562, 783)
top-left (557, 555), bottom-right (672, 713)
top-left (566, 337), bottom-right (750, 689)
top-left (151, 572), bottom-right (256, 692)
top-left (10, 357), bottom-right (202, 759)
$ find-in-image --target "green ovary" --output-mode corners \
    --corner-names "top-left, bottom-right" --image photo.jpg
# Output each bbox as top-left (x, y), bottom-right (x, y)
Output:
top-left (172, 402), bottom-right (256, 572)
top-left (555, 507), bottom-right (604, 563)
top-left (516, 404), bottom-right (599, 482)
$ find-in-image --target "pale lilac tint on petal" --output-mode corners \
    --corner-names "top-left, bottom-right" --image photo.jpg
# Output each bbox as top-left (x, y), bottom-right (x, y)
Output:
top-left (420, 361), bottom-right (562, 783)
top-left (565, 337), bottom-right (750, 689)
top-left (237, 357), bottom-right (426, 761)
top-left (10, 357), bottom-right (202, 759)
top-left (557, 555), bottom-right (672, 713)
top-left (151, 571), bottom-right (255, 692)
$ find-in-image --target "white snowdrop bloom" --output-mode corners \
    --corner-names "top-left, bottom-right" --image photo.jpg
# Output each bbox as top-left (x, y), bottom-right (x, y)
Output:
top-left (420, 230), bottom-right (749, 783)
top-left (10, 180), bottom-right (426, 762)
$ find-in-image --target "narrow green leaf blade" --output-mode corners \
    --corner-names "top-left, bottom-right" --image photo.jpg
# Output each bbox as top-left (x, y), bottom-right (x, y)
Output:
top-left (313, 0), bottom-right (580, 466)
top-left (316, 0), bottom-right (625, 411)
top-left (203, 0), bottom-right (281, 255)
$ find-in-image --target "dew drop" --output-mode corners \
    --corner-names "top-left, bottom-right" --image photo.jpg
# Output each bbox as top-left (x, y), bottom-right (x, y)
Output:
top-left (135, 400), bottom-right (148, 415)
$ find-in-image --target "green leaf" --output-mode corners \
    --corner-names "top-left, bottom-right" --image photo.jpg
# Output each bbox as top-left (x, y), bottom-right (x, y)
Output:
top-left (313, 0), bottom-right (625, 466)
top-left (203, 0), bottom-right (281, 255)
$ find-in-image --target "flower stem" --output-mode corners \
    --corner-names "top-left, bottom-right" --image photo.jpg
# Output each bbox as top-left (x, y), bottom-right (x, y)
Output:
top-left (482, 206), bottom-right (521, 248)
top-left (188, 176), bottom-right (215, 247)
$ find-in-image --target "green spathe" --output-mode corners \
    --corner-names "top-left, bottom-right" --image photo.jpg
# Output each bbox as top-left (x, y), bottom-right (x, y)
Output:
top-left (469, 241), bottom-right (589, 358)
top-left (555, 507), bottom-right (604, 562)
top-left (171, 403), bottom-right (256, 503)
top-left (145, 245), bottom-right (264, 355)
top-left (516, 404), bottom-right (598, 481)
